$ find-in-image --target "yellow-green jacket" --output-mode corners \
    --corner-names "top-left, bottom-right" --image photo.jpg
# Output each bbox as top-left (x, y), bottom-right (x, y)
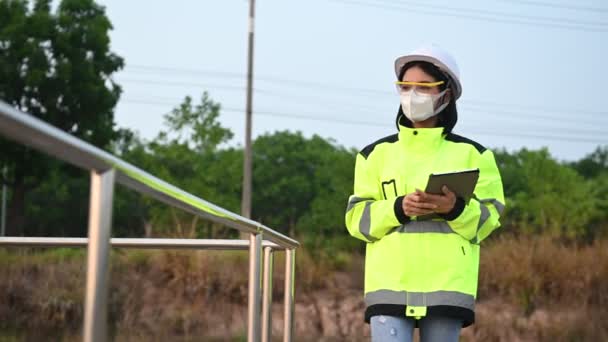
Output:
top-left (345, 125), bottom-right (505, 326)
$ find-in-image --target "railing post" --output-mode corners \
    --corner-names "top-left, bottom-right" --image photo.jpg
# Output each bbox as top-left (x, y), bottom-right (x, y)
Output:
top-left (283, 248), bottom-right (296, 342)
top-left (261, 246), bottom-right (274, 342)
top-left (83, 169), bottom-right (115, 342)
top-left (248, 232), bottom-right (263, 342)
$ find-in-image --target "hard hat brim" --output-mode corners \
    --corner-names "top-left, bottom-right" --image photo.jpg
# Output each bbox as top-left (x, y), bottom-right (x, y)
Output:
top-left (394, 54), bottom-right (462, 100)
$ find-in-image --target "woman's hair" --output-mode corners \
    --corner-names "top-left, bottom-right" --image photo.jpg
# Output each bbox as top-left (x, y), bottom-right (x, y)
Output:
top-left (395, 61), bottom-right (458, 133)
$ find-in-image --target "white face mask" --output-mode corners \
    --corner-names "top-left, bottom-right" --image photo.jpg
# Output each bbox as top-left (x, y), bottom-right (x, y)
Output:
top-left (400, 89), bottom-right (449, 122)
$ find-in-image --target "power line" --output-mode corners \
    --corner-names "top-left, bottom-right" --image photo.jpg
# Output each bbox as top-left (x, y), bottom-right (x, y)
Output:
top-left (119, 75), bottom-right (608, 127)
top-left (329, 0), bottom-right (608, 32)
top-left (460, 104), bottom-right (606, 127)
top-left (122, 64), bottom-right (608, 117)
top-left (120, 78), bottom-right (608, 127)
top-left (120, 78), bottom-right (393, 114)
top-left (122, 65), bottom-right (390, 97)
top-left (118, 72), bottom-right (608, 119)
top-left (120, 77), bottom-right (371, 102)
top-left (127, 64), bottom-right (243, 79)
top-left (382, 0), bottom-right (608, 26)
top-left (461, 130), bottom-right (607, 144)
top-left (121, 98), bottom-right (608, 144)
top-left (121, 78), bottom-right (247, 92)
top-left (123, 98), bottom-right (388, 126)
top-left (462, 99), bottom-right (607, 117)
top-left (496, 0), bottom-right (608, 13)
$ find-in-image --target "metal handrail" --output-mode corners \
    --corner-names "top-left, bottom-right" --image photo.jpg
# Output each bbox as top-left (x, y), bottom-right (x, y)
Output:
top-left (0, 101), bottom-right (298, 249)
top-left (0, 237), bottom-right (280, 249)
top-left (0, 101), bottom-right (298, 342)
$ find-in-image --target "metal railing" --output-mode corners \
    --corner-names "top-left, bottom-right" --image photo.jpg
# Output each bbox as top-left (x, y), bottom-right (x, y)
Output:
top-left (0, 101), bottom-right (299, 342)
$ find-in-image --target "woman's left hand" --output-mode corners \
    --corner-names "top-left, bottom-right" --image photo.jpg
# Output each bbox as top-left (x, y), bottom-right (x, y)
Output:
top-left (416, 186), bottom-right (457, 214)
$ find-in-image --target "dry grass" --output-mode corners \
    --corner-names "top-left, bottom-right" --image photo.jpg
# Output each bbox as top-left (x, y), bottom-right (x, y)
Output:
top-left (0, 236), bottom-right (606, 341)
top-left (461, 300), bottom-right (608, 342)
top-left (0, 246), bottom-right (337, 340)
top-left (478, 236), bottom-right (608, 314)
top-left (466, 236), bottom-right (608, 342)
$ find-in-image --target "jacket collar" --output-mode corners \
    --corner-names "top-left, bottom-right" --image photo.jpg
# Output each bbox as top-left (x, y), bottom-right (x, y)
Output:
top-left (398, 125), bottom-right (444, 153)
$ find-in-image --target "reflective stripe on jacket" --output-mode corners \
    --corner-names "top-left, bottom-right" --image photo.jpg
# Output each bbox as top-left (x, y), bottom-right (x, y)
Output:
top-left (345, 125), bottom-right (505, 327)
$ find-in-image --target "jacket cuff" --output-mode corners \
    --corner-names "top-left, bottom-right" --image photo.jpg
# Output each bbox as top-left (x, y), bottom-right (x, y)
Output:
top-left (439, 197), bottom-right (465, 221)
top-left (393, 196), bottom-right (410, 224)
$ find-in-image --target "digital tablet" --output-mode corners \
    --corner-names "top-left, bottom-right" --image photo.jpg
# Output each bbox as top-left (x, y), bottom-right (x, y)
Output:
top-left (424, 168), bottom-right (479, 202)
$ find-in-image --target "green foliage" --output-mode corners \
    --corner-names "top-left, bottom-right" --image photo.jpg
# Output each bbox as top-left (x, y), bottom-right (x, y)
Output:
top-left (251, 131), bottom-right (355, 241)
top-left (112, 99), bottom-right (357, 244)
top-left (495, 148), bottom-right (603, 239)
top-left (570, 146), bottom-right (608, 179)
top-left (0, 0), bottom-right (123, 235)
top-left (588, 171), bottom-right (608, 236)
top-left (24, 165), bottom-right (90, 236)
top-left (162, 94), bottom-right (233, 154)
top-left (0, 247), bottom-right (85, 267)
top-left (113, 94), bottom-right (240, 238)
top-left (0, 0), bottom-right (123, 153)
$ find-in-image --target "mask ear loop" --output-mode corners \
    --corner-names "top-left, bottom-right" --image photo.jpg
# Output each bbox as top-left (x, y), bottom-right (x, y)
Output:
top-left (434, 88), bottom-right (450, 110)
top-left (433, 77), bottom-right (452, 126)
top-left (433, 78), bottom-right (452, 111)
top-left (435, 79), bottom-right (454, 131)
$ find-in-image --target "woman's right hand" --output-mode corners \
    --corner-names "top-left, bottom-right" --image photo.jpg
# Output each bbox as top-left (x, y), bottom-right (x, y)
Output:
top-left (401, 189), bottom-right (437, 217)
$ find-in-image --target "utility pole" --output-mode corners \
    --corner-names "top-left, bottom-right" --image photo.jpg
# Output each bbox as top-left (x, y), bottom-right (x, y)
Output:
top-left (241, 0), bottom-right (256, 220)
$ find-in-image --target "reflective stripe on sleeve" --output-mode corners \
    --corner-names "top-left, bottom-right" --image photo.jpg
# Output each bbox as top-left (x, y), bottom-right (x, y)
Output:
top-left (346, 196), bottom-right (373, 212)
top-left (479, 198), bottom-right (505, 215)
top-left (359, 202), bottom-right (378, 242)
top-left (478, 204), bottom-right (491, 229)
top-left (361, 199), bottom-right (504, 240)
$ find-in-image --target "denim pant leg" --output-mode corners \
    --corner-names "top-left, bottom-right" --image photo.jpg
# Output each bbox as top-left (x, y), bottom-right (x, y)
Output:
top-left (418, 316), bottom-right (462, 342)
top-left (370, 315), bottom-right (415, 342)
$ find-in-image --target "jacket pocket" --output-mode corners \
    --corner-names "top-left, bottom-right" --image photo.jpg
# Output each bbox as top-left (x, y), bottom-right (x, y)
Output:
top-left (381, 179), bottom-right (397, 199)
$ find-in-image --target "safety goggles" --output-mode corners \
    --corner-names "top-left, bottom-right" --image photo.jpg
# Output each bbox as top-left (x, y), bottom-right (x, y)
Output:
top-left (395, 81), bottom-right (445, 94)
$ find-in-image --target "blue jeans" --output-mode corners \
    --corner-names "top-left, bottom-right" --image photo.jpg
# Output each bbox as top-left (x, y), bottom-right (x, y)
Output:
top-left (370, 315), bottom-right (462, 342)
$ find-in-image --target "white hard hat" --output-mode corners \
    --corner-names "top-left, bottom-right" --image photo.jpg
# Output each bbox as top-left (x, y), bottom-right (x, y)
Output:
top-left (394, 45), bottom-right (462, 99)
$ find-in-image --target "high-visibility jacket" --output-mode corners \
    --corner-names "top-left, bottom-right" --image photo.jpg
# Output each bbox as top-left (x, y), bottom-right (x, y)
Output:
top-left (345, 125), bottom-right (505, 326)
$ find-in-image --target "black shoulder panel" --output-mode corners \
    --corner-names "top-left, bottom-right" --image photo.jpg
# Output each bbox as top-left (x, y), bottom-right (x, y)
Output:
top-left (360, 134), bottom-right (399, 159)
top-left (445, 133), bottom-right (487, 154)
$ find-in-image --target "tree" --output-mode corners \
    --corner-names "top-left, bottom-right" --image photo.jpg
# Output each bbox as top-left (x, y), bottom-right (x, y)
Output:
top-left (0, 0), bottom-right (123, 235)
top-left (295, 140), bottom-right (358, 252)
top-left (588, 171), bottom-right (608, 238)
top-left (501, 148), bottom-right (597, 238)
top-left (251, 131), bottom-right (356, 241)
top-left (571, 146), bottom-right (608, 179)
top-left (114, 93), bottom-right (237, 238)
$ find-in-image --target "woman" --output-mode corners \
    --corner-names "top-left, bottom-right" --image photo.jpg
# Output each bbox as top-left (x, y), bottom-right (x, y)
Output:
top-left (345, 45), bottom-right (505, 342)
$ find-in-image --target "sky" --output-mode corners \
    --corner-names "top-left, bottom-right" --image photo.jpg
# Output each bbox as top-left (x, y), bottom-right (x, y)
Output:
top-left (96, 0), bottom-right (608, 161)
